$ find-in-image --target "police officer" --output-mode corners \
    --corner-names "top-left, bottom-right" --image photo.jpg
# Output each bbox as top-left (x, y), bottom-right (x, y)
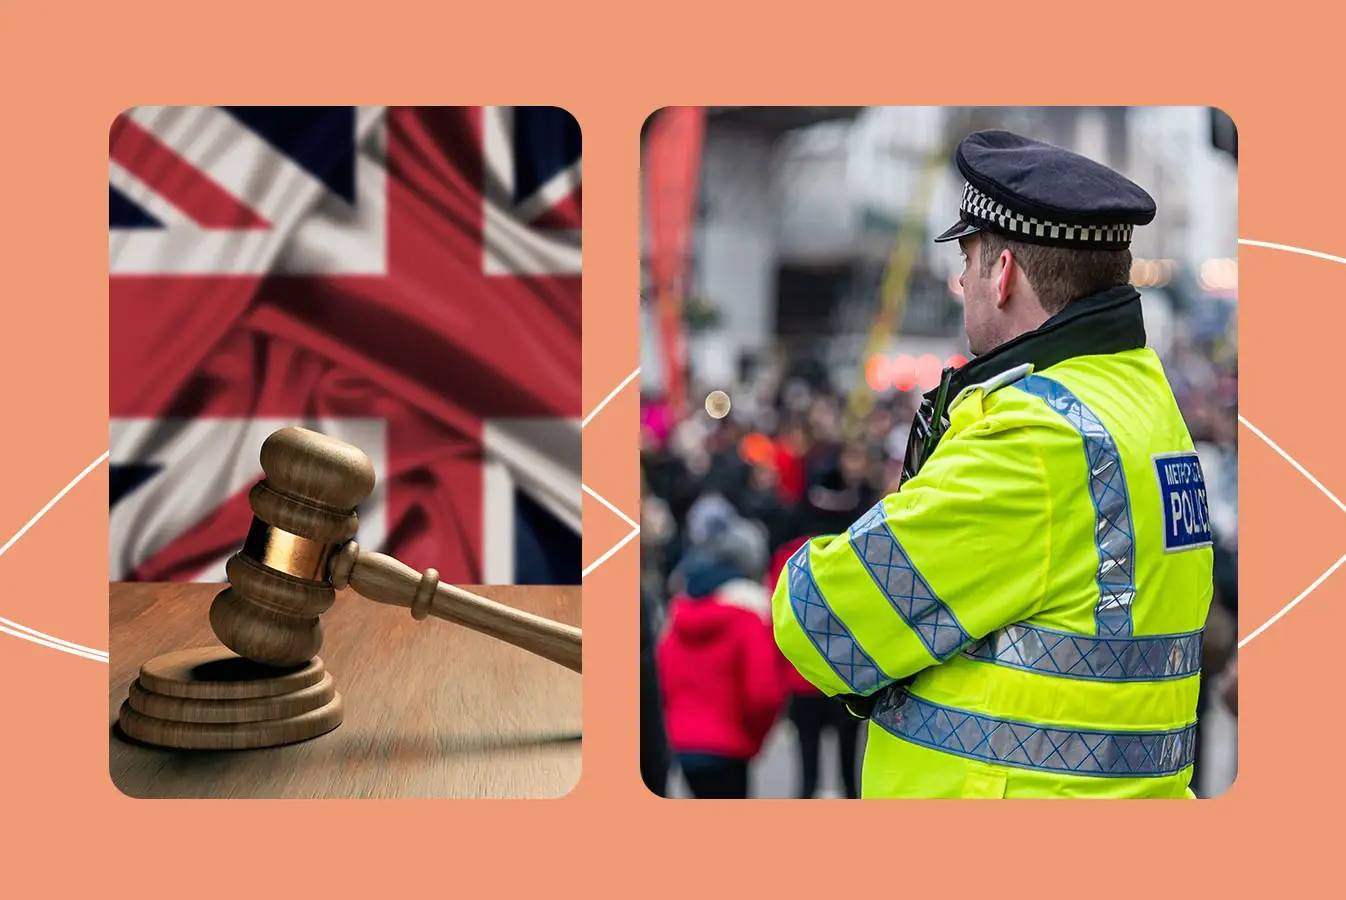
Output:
top-left (770, 130), bottom-right (1215, 799)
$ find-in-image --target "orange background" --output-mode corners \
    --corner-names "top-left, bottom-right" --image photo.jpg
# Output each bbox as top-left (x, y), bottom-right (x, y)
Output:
top-left (0, 0), bottom-right (1336, 894)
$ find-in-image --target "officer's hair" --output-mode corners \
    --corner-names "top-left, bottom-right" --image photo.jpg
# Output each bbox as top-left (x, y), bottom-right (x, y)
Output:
top-left (978, 233), bottom-right (1133, 315)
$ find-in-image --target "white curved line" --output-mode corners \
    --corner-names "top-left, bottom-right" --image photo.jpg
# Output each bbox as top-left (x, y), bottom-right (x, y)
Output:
top-left (0, 452), bottom-right (109, 560)
top-left (579, 483), bottom-right (640, 579)
top-left (0, 623), bottom-right (109, 662)
top-left (582, 483), bottom-right (638, 530)
top-left (1231, 239), bottom-right (1346, 649)
top-left (1238, 414), bottom-right (1346, 649)
top-left (0, 451), bottom-right (110, 662)
top-left (0, 615), bottom-right (107, 658)
top-left (1238, 239), bottom-right (1346, 266)
top-left (582, 367), bottom-right (640, 430)
top-left (577, 365), bottom-right (643, 578)
top-left (1238, 416), bottom-right (1346, 514)
top-left (583, 527), bottom-right (639, 579)
top-left (1238, 553), bottom-right (1346, 650)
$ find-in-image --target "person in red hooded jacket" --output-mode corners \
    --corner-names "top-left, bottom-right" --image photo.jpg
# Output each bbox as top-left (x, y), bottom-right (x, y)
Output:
top-left (656, 519), bottom-right (786, 798)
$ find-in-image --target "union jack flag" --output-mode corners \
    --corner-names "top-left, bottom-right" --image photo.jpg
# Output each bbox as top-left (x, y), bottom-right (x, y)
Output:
top-left (109, 106), bottom-right (582, 586)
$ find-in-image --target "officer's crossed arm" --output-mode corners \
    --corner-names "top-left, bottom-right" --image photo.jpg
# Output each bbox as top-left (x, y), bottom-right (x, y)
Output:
top-left (770, 409), bottom-right (1052, 702)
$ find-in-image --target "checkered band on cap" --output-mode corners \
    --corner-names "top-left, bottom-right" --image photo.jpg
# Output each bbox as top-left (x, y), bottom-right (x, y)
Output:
top-left (960, 183), bottom-right (1135, 247)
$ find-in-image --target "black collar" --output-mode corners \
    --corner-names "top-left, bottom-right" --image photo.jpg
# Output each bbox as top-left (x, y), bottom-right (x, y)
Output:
top-left (928, 284), bottom-right (1147, 403)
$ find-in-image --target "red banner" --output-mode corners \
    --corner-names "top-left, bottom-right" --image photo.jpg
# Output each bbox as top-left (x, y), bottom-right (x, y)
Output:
top-left (642, 106), bottom-right (706, 417)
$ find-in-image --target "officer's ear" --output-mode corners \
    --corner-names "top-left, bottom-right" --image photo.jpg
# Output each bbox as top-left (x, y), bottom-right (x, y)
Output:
top-left (996, 248), bottom-right (1016, 308)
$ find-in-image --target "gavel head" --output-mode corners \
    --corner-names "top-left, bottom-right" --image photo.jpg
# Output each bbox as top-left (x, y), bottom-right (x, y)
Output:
top-left (208, 426), bottom-right (376, 667)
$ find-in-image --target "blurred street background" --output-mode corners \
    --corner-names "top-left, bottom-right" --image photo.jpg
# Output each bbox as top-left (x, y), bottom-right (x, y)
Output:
top-left (638, 106), bottom-right (1239, 799)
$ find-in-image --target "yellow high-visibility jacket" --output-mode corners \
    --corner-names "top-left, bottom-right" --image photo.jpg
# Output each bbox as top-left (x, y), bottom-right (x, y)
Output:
top-left (772, 333), bottom-right (1214, 798)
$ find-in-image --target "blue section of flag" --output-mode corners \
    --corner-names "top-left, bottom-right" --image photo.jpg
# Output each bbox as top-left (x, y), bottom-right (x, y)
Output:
top-left (110, 185), bottom-right (162, 228)
top-left (511, 107), bottom-right (581, 206)
top-left (220, 106), bottom-right (358, 203)
top-left (110, 463), bottom-right (162, 507)
top-left (515, 488), bottom-right (581, 585)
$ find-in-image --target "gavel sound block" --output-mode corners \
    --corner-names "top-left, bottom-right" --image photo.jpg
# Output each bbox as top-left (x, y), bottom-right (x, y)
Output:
top-left (117, 426), bottom-right (583, 752)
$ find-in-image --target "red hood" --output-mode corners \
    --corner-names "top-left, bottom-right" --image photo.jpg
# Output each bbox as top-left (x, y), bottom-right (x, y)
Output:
top-left (666, 579), bottom-right (772, 645)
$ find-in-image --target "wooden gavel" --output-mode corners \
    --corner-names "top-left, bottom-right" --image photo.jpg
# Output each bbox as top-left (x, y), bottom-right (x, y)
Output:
top-left (207, 426), bottom-right (582, 674)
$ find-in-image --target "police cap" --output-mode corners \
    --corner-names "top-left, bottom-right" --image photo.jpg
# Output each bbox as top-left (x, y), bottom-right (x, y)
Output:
top-left (934, 130), bottom-right (1156, 251)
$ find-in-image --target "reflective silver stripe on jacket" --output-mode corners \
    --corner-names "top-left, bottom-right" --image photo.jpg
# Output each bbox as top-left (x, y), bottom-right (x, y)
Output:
top-left (971, 373), bottom-right (1199, 684)
top-left (963, 623), bottom-right (1203, 681)
top-left (873, 689), bottom-right (1197, 778)
top-left (848, 501), bottom-right (972, 661)
top-left (1013, 374), bottom-right (1136, 638)
top-left (785, 542), bottom-right (888, 695)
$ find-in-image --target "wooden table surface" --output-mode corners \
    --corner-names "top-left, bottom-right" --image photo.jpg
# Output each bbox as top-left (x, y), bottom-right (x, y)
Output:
top-left (109, 582), bottom-right (581, 799)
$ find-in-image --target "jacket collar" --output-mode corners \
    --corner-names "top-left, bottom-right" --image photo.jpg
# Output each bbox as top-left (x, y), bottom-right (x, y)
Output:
top-left (929, 284), bottom-right (1147, 404)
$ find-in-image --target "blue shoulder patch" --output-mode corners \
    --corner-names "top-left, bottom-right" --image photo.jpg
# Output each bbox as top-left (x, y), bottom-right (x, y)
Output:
top-left (1153, 452), bottom-right (1214, 552)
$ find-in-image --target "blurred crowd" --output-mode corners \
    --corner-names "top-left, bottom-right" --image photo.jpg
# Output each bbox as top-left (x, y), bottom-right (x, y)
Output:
top-left (639, 301), bottom-right (1239, 799)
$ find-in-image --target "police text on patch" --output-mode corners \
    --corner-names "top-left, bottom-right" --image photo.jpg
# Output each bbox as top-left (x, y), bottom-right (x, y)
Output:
top-left (1152, 452), bottom-right (1213, 552)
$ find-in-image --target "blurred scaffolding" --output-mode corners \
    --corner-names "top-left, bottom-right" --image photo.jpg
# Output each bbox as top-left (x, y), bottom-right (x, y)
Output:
top-left (639, 107), bottom-right (1238, 800)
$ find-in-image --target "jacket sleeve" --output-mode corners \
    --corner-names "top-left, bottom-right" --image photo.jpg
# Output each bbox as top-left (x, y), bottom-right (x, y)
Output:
top-left (770, 408), bottom-right (1053, 698)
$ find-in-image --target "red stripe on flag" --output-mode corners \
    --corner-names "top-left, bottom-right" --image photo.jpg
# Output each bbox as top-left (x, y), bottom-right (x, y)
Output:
top-left (110, 115), bottom-right (271, 230)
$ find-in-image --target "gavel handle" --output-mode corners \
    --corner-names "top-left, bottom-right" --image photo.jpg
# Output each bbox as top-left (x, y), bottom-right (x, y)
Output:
top-left (330, 544), bottom-right (582, 674)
